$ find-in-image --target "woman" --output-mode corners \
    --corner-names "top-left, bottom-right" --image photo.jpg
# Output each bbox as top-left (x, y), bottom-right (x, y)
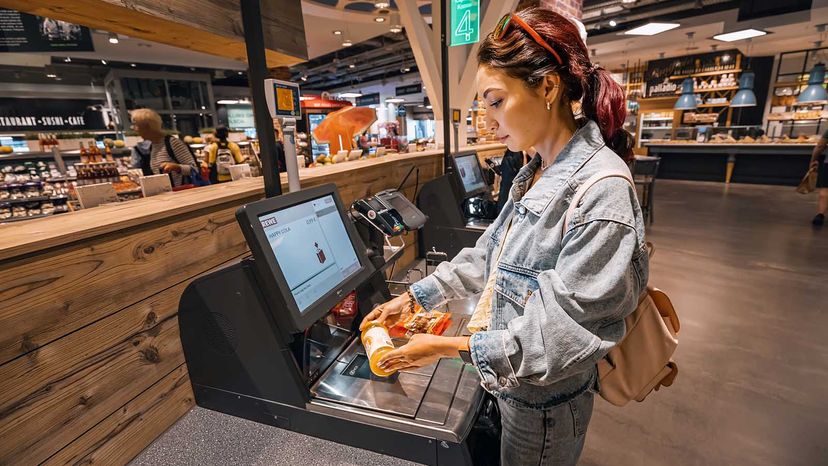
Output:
top-left (206, 125), bottom-right (245, 183)
top-left (809, 129), bottom-right (828, 226)
top-left (130, 109), bottom-right (197, 187)
top-left (360, 8), bottom-right (648, 465)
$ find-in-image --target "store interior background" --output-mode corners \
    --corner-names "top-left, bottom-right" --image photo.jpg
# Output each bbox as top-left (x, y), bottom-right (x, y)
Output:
top-left (0, 0), bottom-right (827, 465)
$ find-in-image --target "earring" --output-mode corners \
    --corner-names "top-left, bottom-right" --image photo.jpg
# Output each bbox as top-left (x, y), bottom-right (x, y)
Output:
top-left (546, 101), bottom-right (551, 111)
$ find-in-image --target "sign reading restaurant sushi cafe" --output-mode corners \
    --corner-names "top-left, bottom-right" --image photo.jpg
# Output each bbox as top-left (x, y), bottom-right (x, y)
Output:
top-left (0, 115), bottom-right (88, 128)
top-left (0, 98), bottom-right (106, 130)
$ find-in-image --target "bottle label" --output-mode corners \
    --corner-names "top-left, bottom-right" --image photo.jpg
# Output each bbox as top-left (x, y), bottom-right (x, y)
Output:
top-left (363, 326), bottom-right (393, 358)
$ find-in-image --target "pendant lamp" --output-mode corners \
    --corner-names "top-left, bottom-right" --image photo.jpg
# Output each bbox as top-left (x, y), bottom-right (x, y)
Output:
top-left (730, 72), bottom-right (757, 107)
top-left (674, 78), bottom-right (698, 110)
top-left (796, 63), bottom-right (827, 105)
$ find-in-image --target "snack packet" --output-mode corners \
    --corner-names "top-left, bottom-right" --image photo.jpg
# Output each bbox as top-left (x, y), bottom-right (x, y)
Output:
top-left (389, 303), bottom-right (452, 338)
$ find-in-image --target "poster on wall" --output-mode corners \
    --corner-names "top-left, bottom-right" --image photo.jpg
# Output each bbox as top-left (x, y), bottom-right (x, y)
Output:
top-left (0, 98), bottom-right (106, 131)
top-left (0, 9), bottom-right (94, 52)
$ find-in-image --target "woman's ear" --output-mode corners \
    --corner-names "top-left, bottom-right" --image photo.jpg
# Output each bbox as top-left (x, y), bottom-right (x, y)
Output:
top-left (543, 74), bottom-right (561, 103)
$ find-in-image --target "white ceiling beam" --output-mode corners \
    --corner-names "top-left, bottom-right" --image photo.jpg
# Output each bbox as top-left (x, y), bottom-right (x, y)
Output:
top-left (398, 0), bottom-right (443, 115)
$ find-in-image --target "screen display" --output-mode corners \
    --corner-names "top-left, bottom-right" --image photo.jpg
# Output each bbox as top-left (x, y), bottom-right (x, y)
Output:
top-left (273, 81), bottom-right (301, 117)
top-left (455, 153), bottom-right (487, 196)
top-left (258, 195), bottom-right (361, 313)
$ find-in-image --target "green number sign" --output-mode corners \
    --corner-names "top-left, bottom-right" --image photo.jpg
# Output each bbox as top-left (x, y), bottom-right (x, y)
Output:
top-left (450, 0), bottom-right (479, 46)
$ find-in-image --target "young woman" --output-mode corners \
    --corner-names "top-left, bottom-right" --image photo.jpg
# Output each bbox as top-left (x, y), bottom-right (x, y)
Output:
top-left (360, 8), bottom-right (648, 465)
top-left (809, 129), bottom-right (828, 226)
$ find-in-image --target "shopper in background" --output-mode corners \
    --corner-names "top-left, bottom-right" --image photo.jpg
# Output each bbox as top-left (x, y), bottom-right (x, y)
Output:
top-left (130, 109), bottom-right (198, 187)
top-left (809, 129), bottom-right (828, 226)
top-left (361, 8), bottom-right (647, 466)
top-left (206, 126), bottom-right (245, 183)
top-left (129, 139), bottom-right (153, 176)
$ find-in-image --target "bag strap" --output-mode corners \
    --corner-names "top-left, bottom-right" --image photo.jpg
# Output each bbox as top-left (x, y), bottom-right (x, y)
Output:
top-left (561, 170), bottom-right (635, 240)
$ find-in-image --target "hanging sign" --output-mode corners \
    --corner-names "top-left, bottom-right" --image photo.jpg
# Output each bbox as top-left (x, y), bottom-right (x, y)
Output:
top-left (450, 0), bottom-right (479, 46)
top-left (0, 9), bottom-right (93, 52)
top-left (0, 98), bottom-right (106, 131)
top-left (395, 83), bottom-right (422, 96)
top-left (356, 93), bottom-right (380, 106)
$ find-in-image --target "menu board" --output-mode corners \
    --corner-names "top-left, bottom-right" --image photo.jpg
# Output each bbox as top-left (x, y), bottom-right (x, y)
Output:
top-left (0, 9), bottom-right (93, 52)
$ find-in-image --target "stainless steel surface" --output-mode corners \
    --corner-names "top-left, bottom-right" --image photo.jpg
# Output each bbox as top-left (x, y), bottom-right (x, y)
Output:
top-left (309, 294), bottom-right (485, 442)
top-left (414, 358), bottom-right (464, 425)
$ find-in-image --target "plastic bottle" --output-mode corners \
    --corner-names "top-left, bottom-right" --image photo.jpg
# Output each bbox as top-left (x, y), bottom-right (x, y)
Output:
top-left (361, 321), bottom-right (396, 377)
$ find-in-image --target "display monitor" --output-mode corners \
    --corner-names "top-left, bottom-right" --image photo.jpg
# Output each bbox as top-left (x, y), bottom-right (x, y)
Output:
top-left (236, 184), bottom-right (374, 332)
top-left (451, 150), bottom-right (489, 199)
top-left (264, 78), bottom-right (302, 118)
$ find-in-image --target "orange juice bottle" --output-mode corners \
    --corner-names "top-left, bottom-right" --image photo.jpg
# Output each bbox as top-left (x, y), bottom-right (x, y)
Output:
top-left (361, 321), bottom-right (396, 377)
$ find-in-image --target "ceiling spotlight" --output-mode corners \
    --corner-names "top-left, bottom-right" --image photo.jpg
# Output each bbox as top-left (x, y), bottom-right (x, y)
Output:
top-left (238, 71), bottom-right (244, 75)
top-left (342, 40), bottom-right (353, 47)
top-left (374, 1), bottom-right (390, 8)
top-left (64, 57), bottom-right (71, 62)
top-left (390, 24), bottom-right (403, 33)
top-left (426, 105), bottom-right (432, 109)
top-left (100, 59), bottom-right (107, 65)
top-left (624, 22), bottom-right (680, 36)
top-left (339, 92), bottom-right (363, 98)
top-left (108, 33), bottom-right (119, 44)
top-left (130, 63), bottom-right (136, 67)
top-left (375, 16), bottom-right (386, 23)
top-left (300, 75), bottom-right (308, 81)
top-left (401, 67), bottom-right (410, 73)
top-left (621, 0), bottom-right (636, 3)
top-left (333, 30), bottom-right (342, 35)
top-left (46, 73), bottom-right (57, 78)
top-left (386, 97), bottom-right (405, 103)
top-left (349, 63), bottom-right (356, 68)
top-left (609, 20), bottom-right (617, 27)
top-left (217, 99), bottom-right (240, 105)
top-left (713, 28), bottom-right (767, 42)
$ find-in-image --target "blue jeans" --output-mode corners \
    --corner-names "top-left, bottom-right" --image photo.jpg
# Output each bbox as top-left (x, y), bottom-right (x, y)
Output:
top-left (498, 390), bottom-right (594, 466)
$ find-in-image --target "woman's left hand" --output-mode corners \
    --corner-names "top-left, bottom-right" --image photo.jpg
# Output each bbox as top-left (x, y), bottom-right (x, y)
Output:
top-left (161, 162), bottom-right (181, 173)
top-left (378, 334), bottom-right (466, 372)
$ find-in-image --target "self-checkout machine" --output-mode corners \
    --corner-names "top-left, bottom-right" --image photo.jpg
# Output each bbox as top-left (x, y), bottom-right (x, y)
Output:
top-left (178, 79), bottom-right (496, 465)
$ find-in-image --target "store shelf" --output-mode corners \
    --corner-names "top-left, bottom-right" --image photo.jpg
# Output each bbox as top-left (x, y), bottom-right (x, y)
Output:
top-left (0, 195), bottom-right (68, 206)
top-left (687, 86), bottom-right (739, 94)
top-left (642, 117), bottom-right (674, 122)
top-left (642, 126), bottom-right (673, 130)
top-left (698, 102), bottom-right (730, 108)
top-left (670, 69), bottom-right (741, 79)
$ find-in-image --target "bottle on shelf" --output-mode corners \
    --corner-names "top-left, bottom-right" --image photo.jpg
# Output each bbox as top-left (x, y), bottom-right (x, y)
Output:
top-left (79, 142), bottom-right (88, 163)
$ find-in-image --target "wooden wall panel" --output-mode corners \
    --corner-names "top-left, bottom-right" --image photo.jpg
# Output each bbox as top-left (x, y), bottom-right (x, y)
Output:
top-left (43, 365), bottom-right (194, 466)
top-left (0, 201), bottom-right (254, 366)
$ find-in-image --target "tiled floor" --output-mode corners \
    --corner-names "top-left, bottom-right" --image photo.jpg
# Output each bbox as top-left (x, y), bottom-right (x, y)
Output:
top-left (132, 180), bottom-right (828, 466)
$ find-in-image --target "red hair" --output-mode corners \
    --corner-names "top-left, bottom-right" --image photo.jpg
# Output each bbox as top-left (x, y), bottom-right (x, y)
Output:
top-left (478, 7), bottom-right (633, 162)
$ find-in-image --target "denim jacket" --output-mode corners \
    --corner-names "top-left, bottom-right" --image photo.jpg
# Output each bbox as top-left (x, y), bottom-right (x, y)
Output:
top-left (410, 120), bottom-right (649, 410)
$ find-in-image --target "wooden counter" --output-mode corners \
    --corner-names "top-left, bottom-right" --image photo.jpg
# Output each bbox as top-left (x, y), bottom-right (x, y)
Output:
top-left (0, 144), bottom-right (501, 465)
top-left (644, 143), bottom-right (816, 185)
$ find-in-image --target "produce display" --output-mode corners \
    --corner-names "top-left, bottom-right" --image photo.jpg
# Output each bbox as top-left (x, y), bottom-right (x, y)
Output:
top-left (648, 133), bottom-right (819, 144)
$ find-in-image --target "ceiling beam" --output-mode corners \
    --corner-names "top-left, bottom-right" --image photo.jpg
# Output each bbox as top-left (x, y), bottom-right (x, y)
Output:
top-left (0, 0), bottom-right (308, 67)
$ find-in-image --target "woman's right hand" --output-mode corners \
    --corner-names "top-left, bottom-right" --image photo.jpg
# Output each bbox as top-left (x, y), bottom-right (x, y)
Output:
top-left (359, 293), bottom-right (411, 331)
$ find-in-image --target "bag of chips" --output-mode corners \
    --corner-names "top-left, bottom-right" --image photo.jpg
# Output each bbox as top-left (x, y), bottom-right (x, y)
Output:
top-left (389, 304), bottom-right (452, 338)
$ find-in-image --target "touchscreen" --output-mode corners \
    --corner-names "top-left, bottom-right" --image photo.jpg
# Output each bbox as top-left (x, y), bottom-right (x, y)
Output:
top-left (455, 154), bottom-right (486, 195)
top-left (258, 195), bottom-right (361, 313)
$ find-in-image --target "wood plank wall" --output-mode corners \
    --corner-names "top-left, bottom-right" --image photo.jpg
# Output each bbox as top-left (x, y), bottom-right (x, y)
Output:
top-left (0, 153), bottom-right (441, 465)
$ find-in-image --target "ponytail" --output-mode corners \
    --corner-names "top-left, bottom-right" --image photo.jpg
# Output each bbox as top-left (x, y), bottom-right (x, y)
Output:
top-left (582, 67), bottom-right (634, 163)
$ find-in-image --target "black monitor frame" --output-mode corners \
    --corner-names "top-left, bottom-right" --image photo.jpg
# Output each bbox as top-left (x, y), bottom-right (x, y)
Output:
top-left (236, 183), bottom-right (375, 334)
top-left (450, 150), bottom-right (489, 199)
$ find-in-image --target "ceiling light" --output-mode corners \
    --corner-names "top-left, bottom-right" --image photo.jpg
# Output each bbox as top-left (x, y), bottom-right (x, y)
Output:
top-left (797, 63), bottom-right (828, 105)
top-left (622, 0), bottom-right (636, 3)
top-left (340, 92), bottom-right (363, 98)
top-left (401, 67), bottom-right (410, 73)
top-left (100, 59), bottom-right (107, 65)
top-left (238, 71), bottom-right (244, 75)
top-left (374, 1), bottom-right (390, 8)
top-left (375, 17), bottom-right (386, 23)
top-left (201, 105), bottom-right (206, 110)
top-left (342, 40), bottom-right (353, 47)
top-left (333, 30), bottom-right (342, 35)
top-left (217, 99), bottom-right (240, 105)
top-left (713, 28), bottom-right (767, 42)
top-left (426, 105), bottom-right (432, 109)
top-left (300, 75), bottom-right (308, 81)
top-left (130, 63), bottom-right (136, 67)
top-left (609, 20), bottom-right (617, 27)
top-left (46, 73), bottom-right (57, 78)
top-left (624, 22), bottom-right (680, 36)
top-left (390, 24), bottom-right (403, 33)
top-left (386, 97), bottom-right (405, 103)
top-left (108, 33), bottom-right (119, 44)
top-left (349, 63), bottom-right (356, 69)
top-left (299, 96), bottom-right (315, 101)
top-left (64, 57), bottom-right (71, 62)
top-left (674, 78), bottom-right (697, 110)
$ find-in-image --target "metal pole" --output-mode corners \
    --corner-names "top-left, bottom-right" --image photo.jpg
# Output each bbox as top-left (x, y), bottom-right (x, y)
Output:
top-left (240, 0), bottom-right (282, 198)
top-left (441, 0), bottom-right (451, 173)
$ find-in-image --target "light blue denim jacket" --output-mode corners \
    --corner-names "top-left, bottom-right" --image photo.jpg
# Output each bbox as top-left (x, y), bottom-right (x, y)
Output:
top-left (410, 120), bottom-right (649, 410)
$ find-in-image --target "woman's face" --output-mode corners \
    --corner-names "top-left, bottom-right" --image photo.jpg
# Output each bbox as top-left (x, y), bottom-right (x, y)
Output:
top-left (477, 65), bottom-right (549, 153)
top-left (131, 120), bottom-right (153, 139)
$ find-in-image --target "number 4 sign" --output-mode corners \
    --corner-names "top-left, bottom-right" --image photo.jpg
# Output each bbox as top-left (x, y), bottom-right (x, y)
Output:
top-left (450, 0), bottom-right (479, 46)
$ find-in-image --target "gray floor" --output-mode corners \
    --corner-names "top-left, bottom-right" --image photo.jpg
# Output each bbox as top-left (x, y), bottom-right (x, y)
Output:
top-left (131, 180), bottom-right (828, 466)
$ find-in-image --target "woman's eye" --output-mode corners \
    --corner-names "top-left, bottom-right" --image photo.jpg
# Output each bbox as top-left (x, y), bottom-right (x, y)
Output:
top-left (489, 99), bottom-right (502, 108)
